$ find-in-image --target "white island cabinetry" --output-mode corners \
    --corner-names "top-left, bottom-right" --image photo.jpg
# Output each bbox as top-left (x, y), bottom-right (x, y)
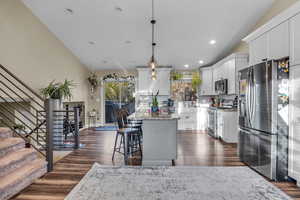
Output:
top-left (129, 113), bottom-right (179, 166)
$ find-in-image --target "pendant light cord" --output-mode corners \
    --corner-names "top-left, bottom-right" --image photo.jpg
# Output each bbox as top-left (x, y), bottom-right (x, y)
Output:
top-left (151, 0), bottom-right (156, 59)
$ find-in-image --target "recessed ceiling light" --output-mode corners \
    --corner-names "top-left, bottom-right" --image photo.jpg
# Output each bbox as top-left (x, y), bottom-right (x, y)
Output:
top-left (65, 8), bottom-right (74, 15)
top-left (89, 41), bottom-right (95, 45)
top-left (210, 40), bottom-right (216, 45)
top-left (125, 40), bottom-right (132, 44)
top-left (115, 6), bottom-right (123, 12)
top-left (199, 60), bottom-right (204, 64)
top-left (184, 64), bottom-right (189, 68)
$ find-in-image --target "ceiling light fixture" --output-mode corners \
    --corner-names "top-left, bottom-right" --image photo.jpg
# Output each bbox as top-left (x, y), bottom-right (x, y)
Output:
top-left (115, 6), bottom-right (123, 12)
top-left (199, 60), bottom-right (204, 64)
top-left (65, 8), bottom-right (74, 14)
top-left (148, 0), bottom-right (157, 81)
top-left (210, 40), bottom-right (216, 45)
top-left (184, 64), bottom-right (189, 68)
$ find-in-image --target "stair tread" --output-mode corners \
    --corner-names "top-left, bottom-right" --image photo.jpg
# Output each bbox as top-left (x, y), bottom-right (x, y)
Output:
top-left (0, 137), bottom-right (24, 150)
top-left (0, 127), bottom-right (12, 139)
top-left (0, 148), bottom-right (36, 168)
top-left (0, 159), bottom-right (47, 189)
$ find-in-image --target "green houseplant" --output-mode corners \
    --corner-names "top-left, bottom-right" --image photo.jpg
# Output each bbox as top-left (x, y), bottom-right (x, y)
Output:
top-left (40, 80), bottom-right (75, 100)
top-left (151, 90), bottom-right (159, 114)
top-left (191, 71), bottom-right (201, 91)
top-left (40, 80), bottom-right (75, 147)
top-left (171, 71), bottom-right (184, 81)
top-left (87, 73), bottom-right (99, 94)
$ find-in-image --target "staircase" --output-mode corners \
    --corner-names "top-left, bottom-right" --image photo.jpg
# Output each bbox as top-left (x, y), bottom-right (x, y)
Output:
top-left (0, 127), bottom-right (47, 200)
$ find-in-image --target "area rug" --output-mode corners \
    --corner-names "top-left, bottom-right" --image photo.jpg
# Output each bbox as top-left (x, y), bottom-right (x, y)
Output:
top-left (94, 126), bottom-right (117, 131)
top-left (65, 163), bottom-right (291, 200)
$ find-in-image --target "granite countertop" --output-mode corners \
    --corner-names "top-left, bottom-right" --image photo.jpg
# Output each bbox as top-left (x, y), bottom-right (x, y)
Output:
top-left (129, 113), bottom-right (180, 120)
top-left (208, 107), bottom-right (238, 112)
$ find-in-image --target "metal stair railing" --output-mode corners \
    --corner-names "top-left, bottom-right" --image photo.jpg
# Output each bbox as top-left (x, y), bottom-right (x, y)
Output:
top-left (0, 64), bottom-right (51, 166)
top-left (0, 64), bottom-right (81, 172)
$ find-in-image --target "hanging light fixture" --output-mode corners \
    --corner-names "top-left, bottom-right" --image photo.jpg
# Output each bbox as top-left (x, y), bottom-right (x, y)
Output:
top-left (149, 0), bottom-right (157, 80)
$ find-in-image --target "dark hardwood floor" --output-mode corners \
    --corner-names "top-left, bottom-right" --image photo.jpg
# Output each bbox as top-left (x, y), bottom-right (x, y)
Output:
top-left (12, 129), bottom-right (300, 200)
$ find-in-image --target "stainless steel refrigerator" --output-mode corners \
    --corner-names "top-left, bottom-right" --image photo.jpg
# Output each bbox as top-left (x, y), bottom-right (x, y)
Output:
top-left (238, 58), bottom-right (289, 181)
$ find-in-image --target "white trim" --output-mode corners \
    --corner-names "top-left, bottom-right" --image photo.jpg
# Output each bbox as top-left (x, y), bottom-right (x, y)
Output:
top-left (243, 1), bottom-right (300, 43)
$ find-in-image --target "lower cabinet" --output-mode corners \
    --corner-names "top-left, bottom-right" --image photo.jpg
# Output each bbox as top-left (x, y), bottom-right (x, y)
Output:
top-left (289, 65), bottom-right (300, 183)
top-left (217, 110), bottom-right (238, 143)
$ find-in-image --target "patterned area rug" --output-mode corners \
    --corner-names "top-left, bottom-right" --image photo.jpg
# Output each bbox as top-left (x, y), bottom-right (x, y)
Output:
top-left (65, 163), bottom-right (291, 200)
top-left (94, 126), bottom-right (118, 131)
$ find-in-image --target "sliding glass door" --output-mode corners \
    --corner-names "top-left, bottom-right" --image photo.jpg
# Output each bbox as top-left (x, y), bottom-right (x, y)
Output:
top-left (104, 80), bottom-right (135, 123)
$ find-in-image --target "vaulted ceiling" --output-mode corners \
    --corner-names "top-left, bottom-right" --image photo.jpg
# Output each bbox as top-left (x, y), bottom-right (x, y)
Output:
top-left (21, 0), bottom-right (275, 70)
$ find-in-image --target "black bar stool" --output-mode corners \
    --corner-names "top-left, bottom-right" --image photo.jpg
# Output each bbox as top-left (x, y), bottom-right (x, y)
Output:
top-left (121, 109), bottom-right (143, 150)
top-left (112, 110), bottom-right (142, 164)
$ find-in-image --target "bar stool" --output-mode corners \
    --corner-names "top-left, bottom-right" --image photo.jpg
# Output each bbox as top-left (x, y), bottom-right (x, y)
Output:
top-left (112, 110), bottom-right (142, 164)
top-left (121, 109), bottom-right (143, 150)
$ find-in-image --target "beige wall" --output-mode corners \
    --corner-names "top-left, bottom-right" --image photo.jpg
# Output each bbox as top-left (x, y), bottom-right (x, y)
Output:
top-left (0, 0), bottom-right (90, 117)
top-left (232, 0), bottom-right (299, 53)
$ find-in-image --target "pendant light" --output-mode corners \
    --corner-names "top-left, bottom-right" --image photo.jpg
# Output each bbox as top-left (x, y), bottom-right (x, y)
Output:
top-left (149, 0), bottom-right (157, 80)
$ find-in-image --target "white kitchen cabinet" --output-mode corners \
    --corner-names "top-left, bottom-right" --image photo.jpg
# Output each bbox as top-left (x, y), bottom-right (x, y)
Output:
top-left (217, 111), bottom-right (224, 138)
top-left (290, 13), bottom-right (300, 66)
top-left (217, 110), bottom-right (238, 143)
top-left (155, 69), bottom-right (171, 95)
top-left (137, 68), bottom-right (171, 95)
top-left (288, 65), bottom-right (300, 182)
top-left (247, 19), bottom-right (289, 64)
top-left (249, 33), bottom-right (269, 65)
top-left (226, 59), bottom-right (236, 94)
top-left (269, 21), bottom-right (289, 60)
top-left (210, 54), bottom-right (248, 95)
top-left (199, 67), bottom-right (213, 95)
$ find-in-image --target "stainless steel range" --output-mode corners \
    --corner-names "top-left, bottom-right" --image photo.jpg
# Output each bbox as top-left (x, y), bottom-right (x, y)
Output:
top-left (238, 58), bottom-right (289, 181)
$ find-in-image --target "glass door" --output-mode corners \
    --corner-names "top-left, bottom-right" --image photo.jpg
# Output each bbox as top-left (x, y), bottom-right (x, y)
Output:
top-left (104, 80), bottom-right (135, 123)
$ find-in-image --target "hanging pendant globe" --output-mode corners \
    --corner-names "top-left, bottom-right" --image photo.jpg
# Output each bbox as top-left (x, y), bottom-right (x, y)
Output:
top-left (148, 56), bottom-right (157, 69)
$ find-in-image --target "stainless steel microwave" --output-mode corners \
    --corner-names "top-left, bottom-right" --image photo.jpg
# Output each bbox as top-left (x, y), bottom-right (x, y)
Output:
top-left (215, 79), bottom-right (228, 95)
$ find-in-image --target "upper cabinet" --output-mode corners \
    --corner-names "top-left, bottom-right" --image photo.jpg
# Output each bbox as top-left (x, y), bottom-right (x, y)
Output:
top-left (249, 21), bottom-right (289, 66)
top-left (290, 13), bottom-right (300, 66)
top-left (199, 67), bottom-right (214, 96)
top-left (199, 53), bottom-right (248, 96)
top-left (137, 68), bottom-right (171, 96)
top-left (269, 21), bottom-right (289, 60)
top-left (249, 33), bottom-right (268, 65)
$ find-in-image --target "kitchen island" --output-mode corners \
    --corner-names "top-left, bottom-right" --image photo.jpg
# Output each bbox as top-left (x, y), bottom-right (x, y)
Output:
top-left (129, 113), bottom-right (179, 166)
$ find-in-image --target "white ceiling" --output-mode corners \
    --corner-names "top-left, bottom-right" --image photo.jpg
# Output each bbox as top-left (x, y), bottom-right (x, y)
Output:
top-left (21, 0), bottom-right (275, 70)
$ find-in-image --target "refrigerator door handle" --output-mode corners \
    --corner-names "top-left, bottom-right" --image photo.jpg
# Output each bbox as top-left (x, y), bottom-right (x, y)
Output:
top-left (246, 69), bottom-right (252, 127)
top-left (251, 67), bottom-right (256, 126)
top-left (249, 68), bottom-right (254, 127)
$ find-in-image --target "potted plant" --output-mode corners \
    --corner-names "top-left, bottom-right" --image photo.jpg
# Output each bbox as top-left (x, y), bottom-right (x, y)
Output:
top-left (87, 73), bottom-right (99, 94)
top-left (40, 80), bottom-right (75, 100)
top-left (40, 80), bottom-right (75, 147)
top-left (151, 90), bottom-right (159, 114)
top-left (171, 71), bottom-right (184, 81)
top-left (191, 71), bottom-right (201, 92)
top-left (13, 124), bottom-right (26, 133)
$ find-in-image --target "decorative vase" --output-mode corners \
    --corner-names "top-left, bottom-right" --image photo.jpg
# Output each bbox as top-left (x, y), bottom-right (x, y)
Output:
top-left (151, 106), bottom-right (159, 113)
